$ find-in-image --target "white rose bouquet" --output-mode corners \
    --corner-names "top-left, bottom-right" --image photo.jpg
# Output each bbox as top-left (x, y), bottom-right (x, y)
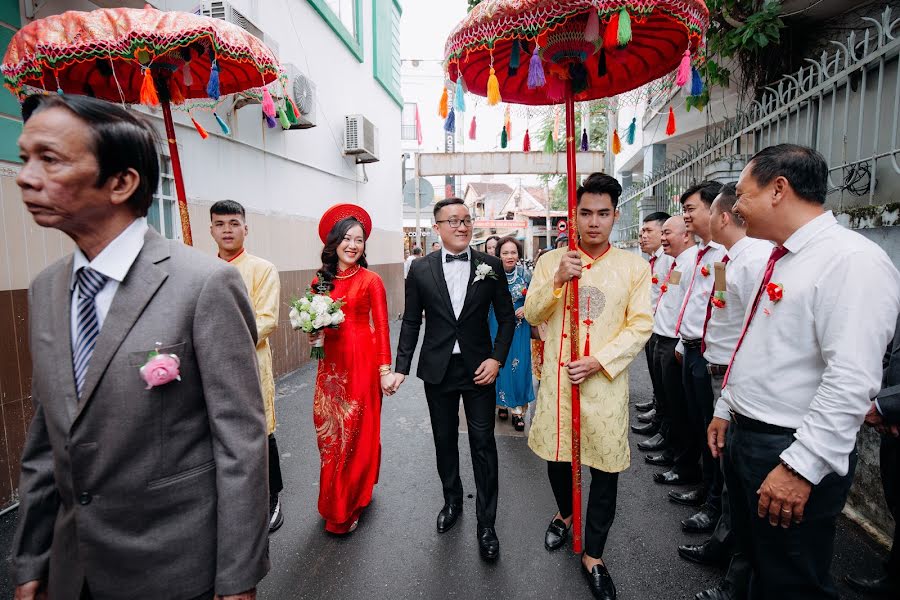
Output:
top-left (289, 287), bottom-right (346, 360)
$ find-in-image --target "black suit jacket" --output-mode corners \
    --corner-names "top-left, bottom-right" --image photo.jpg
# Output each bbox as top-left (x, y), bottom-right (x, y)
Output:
top-left (878, 316), bottom-right (900, 424)
top-left (395, 249), bottom-right (516, 385)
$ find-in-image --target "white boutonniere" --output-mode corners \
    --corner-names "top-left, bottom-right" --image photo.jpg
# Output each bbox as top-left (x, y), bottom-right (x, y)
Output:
top-left (474, 261), bottom-right (498, 283)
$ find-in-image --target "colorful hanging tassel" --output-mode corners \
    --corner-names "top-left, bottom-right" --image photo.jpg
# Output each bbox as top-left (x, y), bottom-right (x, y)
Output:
top-left (597, 47), bottom-right (608, 77)
top-left (191, 116), bottom-right (209, 139)
top-left (585, 10), bottom-right (600, 42)
top-left (139, 69), bottom-right (159, 106)
top-left (581, 128), bottom-right (589, 151)
top-left (546, 74), bottom-right (566, 102)
top-left (206, 60), bottom-right (220, 99)
top-left (553, 109), bottom-right (561, 142)
top-left (544, 129), bottom-right (555, 153)
top-left (261, 88), bottom-right (277, 118)
top-left (691, 66), bottom-right (704, 96)
top-left (444, 107), bottom-right (456, 133)
top-left (675, 50), bottom-right (692, 87)
top-left (523, 129), bottom-right (531, 152)
top-left (455, 77), bottom-right (466, 112)
top-left (626, 117), bottom-right (637, 144)
top-left (604, 11), bottom-right (621, 50)
top-left (487, 68), bottom-right (501, 105)
top-left (439, 86), bottom-right (449, 118)
top-left (167, 77), bottom-right (185, 105)
top-left (288, 96), bottom-right (301, 120)
top-left (504, 106), bottom-right (512, 139)
top-left (182, 63), bottom-right (193, 87)
top-left (611, 129), bottom-right (621, 154)
top-left (469, 115), bottom-right (477, 140)
top-left (528, 47), bottom-right (546, 89)
top-left (277, 106), bottom-right (291, 129)
top-left (500, 125), bottom-right (508, 149)
top-left (666, 106), bottom-right (677, 135)
top-left (214, 112), bottom-right (230, 134)
top-left (509, 39), bottom-right (521, 76)
top-left (617, 8), bottom-right (632, 47)
top-left (265, 114), bottom-right (277, 129)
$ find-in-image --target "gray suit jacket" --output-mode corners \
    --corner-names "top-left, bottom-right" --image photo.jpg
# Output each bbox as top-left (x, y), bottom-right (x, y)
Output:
top-left (12, 228), bottom-right (270, 599)
top-left (879, 316), bottom-right (900, 424)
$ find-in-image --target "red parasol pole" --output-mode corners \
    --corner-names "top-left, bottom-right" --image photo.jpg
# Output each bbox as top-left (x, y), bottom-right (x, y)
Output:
top-left (564, 83), bottom-right (582, 554)
top-left (159, 98), bottom-right (194, 245)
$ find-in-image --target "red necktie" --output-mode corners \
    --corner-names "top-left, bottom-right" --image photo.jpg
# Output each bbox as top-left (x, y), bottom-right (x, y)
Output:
top-left (701, 255), bottom-right (730, 354)
top-left (674, 246), bottom-right (712, 337)
top-left (654, 261), bottom-right (677, 312)
top-left (722, 246), bottom-right (789, 388)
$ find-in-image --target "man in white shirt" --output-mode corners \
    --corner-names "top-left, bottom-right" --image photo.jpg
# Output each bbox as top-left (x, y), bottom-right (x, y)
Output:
top-left (707, 144), bottom-right (900, 599)
top-left (404, 246), bottom-right (422, 278)
top-left (670, 181), bottom-right (726, 532)
top-left (635, 212), bottom-right (672, 417)
top-left (639, 217), bottom-right (697, 464)
top-left (682, 183), bottom-right (771, 600)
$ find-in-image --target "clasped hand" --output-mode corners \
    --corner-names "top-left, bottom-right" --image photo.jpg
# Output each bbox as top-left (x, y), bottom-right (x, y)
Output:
top-left (864, 401), bottom-right (900, 437)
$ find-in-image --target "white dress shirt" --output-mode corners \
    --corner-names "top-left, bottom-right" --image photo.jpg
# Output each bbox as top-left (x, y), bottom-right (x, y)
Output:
top-left (702, 236), bottom-right (772, 366)
top-left (404, 255), bottom-right (416, 279)
top-left (718, 212), bottom-right (900, 484)
top-left (649, 246), bottom-right (674, 311)
top-left (652, 245), bottom-right (698, 338)
top-left (441, 246), bottom-right (471, 354)
top-left (70, 218), bottom-right (149, 346)
top-left (676, 240), bottom-right (726, 341)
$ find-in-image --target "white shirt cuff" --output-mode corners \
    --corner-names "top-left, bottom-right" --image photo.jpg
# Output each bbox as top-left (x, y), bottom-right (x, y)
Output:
top-left (714, 398), bottom-right (731, 421)
top-left (780, 441), bottom-right (831, 486)
top-left (875, 398), bottom-right (884, 416)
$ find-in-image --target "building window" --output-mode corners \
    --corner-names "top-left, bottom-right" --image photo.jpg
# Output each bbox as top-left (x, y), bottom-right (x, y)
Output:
top-left (373, 0), bottom-right (402, 107)
top-left (147, 154), bottom-right (180, 240)
top-left (401, 102), bottom-right (417, 141)
top-left (307, 0), bottom-right (363, 62)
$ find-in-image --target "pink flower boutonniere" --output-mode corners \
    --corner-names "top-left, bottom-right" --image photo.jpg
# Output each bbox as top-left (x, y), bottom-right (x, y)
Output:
top-left (700, 264), bottom-right (711, 278)
top-left (140, 345), bottom-right (181, 389)
top-left (711, 291), bottom-right (726, 309)
top-left (766, 282), bottom-right (784, 303)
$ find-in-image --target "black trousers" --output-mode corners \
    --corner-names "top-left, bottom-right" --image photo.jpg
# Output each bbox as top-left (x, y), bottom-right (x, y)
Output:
top-left (724, 420), bottom-right (856, 600)
top-left (269, 433), bottom-right (284, 497)
top-left (424, 354), bottom-right (499, 528)
top-left (651, 335), bottom-right (682, 443)
top-left (547, 461), bottom-right (619, 559)
top-left (676, 345), bottom-right (719, 500)
top-left (881, 434), bottom-right (899, 575)
top-left (82, 583), bottom-right (213, 600)
top-left (645, 333), bottom-right (661, 408)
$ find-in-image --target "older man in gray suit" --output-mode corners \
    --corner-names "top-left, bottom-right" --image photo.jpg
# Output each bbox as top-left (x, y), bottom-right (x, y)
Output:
top-left (12, 95), bottom-right (269, 600)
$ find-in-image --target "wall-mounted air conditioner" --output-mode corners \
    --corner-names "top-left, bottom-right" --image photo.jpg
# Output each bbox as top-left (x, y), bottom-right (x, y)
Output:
top-left (344, 115), bottom-right (379, 164)
top-left (282, 63), bottom-right (317, 129)
top-left (197, 1), bottom-right (279, 55)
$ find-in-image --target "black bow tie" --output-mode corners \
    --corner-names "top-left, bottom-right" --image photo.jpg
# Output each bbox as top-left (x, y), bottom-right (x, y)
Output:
top-left (445, 253), bottom-right (469, 263)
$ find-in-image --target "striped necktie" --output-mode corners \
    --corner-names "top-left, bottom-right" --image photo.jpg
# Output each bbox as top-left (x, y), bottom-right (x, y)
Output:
top-left (73, 267), bottom-right (108, 398)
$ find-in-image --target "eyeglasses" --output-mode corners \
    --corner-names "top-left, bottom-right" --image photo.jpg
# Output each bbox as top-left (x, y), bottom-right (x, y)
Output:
top-left (435, 217), bottom-right (473, 228)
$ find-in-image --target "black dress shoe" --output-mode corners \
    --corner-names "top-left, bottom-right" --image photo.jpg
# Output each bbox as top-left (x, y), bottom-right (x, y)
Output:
top-left (478, 527), bottom-right (500, 561)
top-left (583, 563), bottom-right (617, 600)
top-left (637, 409), bottom-right (657, 423)
top-left (544, 517), bottom-right (570, 551)
top-left (694, 585), bottom-right (736, 600)
top-left (653, 470), bottom-right (701, 485)
top-left (631, 421), bottom-right (660, 436)
top-left (845, 573), bottom-right (900, 596)
top-left (668, 488), bottom-right (705, 507)
top-left (637, 433), bottom-right (668, 452)
top-left (436, 504), bottom-right (462, 533)
top-left (678, 541), bottom-right (729, 567)
top-left (635, 400), bottom-right (655, 412)
top-left (682, 507), bottom-right (720, 533)
top-left (645, 449), bottom-right (675, 466)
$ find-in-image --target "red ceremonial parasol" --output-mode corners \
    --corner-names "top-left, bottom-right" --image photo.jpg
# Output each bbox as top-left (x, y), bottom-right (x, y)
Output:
top-left (2, 4), bottom-right (285, 245)
top-left (444, 0), bottom-right (708, 553)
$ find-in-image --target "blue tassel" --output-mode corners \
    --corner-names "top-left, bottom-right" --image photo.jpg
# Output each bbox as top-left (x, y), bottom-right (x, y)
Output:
top-left (444, 108), bottom-right (456, 133)
top-left (626, 117), bottom-right (636, 145)
top-left (580, 129), bottom-right (588, 151)
top-left (454, 77), bottom-right (466, 113)
top-left (214, 112), bottom-right (230, 135)
top-left (206, 60), bottom-right (220, 99)
top-left (509, 39), bottom-right (521, 76)
top-left (691, 66), bottom-right (703, 97)
top-left (265, 114), bottom-right (277, 129)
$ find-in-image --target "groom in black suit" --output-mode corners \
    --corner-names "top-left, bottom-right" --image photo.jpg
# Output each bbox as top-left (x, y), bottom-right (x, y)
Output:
top-left (393, 197), bottom-right (516, 561)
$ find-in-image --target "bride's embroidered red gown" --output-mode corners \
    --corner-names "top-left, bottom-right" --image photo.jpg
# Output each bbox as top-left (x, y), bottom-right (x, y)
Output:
top-left (314, 266), bottom-right (391, 533)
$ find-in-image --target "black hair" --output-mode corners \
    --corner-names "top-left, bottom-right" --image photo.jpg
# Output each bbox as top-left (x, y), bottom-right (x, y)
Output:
top-left (679, 180), bottom-right (723, 206)
top-left (210, 199), bottom-right (246, 220)
top-left (576, 172), bottom-right (623, 208)
top-left (485, 235), bottom-right (501, 247)
top-left (747, 144), bottom-right (828, 204)
top-left (22, 94), bottom-right (160, 217)
top-left (642, 211), bottom-right (671, 226)
top-left (412, 247), bottom-right (423, 256)
top-left (713, 183), bottom-right (745, 227)
top-left (433, 197), bottom-right (466, 219)
top-left (495, 236), bottom-right (523, 258)
top-left (317, 217), bottom-right (368, 292)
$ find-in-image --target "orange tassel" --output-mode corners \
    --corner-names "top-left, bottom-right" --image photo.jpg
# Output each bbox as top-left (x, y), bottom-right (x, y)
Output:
top-left (439, 87), bottom-right (449, 118)
top-left (167, 77), bottom-right (185, 105)
top-left (603, 11), bottom-right (621, 50)
top-left (191, 116), bottom-right (209, 139)
top-left (140, 69), bottom-right (159, 106)
top-left (612, 129), bottom-right (622, 154)
top-left (487, 68), bottom-right (502, 106)
top-left (666, 106), bottom-right (676, 136)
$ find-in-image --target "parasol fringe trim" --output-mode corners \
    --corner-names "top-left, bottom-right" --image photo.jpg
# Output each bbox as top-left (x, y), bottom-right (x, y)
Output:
top-left (206, 60), bottom-right (220, 100)
top-left (675, 50), bottom-right (691, 87)
top-left (191, 116), bottom-right (209, 139)
top-left (214, 112), bottom-right (230, 134)
top-left (666, 106), bottom-right (676, 135)
top-left (584, 10), bottom-right (600, 42)
top-left (527, 47), bottom-right (545, 89)
top-left (487, 68), bottom-right (501, 105)
top-left (611, 128), bottom-right (621, 154)
top-left (626, 117), bottom-right (637, 145)
top-left (469, 115), bottom-right (477, 140)
top-left (140, 69), bottom-right (159, 106)
top-left (439, 87), bottom-right (449, 118)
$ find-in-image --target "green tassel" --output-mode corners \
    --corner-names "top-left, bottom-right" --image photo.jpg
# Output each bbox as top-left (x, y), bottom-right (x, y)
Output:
top-left (626, 117), bottom-right (636, 144)
top-left (544, 129), bottom-right (555, 153)
top-left (617, 8), bottom-right (632, 47)
top-left (509, 39), bottom-right (521, 76)
top-left (214, 112), bottom-right (230, 135)
top-left (277, 106), bottom-right (291, 129)
top-left (286, 100), bottom-right (299, 125)
top-left (500, 125), bottom-right (508, 149)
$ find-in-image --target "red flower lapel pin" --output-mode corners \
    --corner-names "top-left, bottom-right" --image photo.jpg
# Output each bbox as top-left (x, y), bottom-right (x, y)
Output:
top-left (766, 282), bottom-right (784, 303)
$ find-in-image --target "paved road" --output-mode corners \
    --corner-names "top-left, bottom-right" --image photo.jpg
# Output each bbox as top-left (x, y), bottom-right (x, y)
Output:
top-left (0, 323), bottom-right (890, 598)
